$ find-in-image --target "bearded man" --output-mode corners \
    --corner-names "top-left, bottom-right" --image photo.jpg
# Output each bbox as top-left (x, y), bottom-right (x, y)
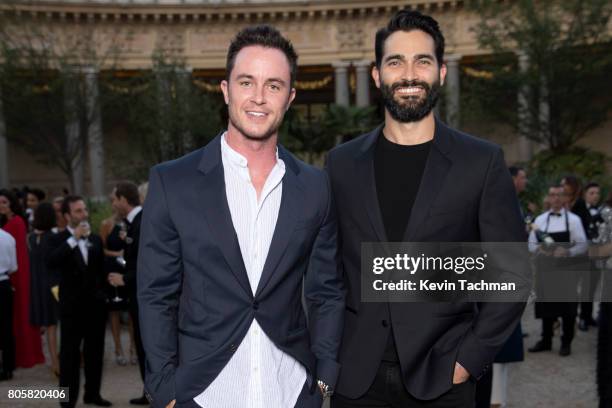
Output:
top-left (327, 9), bottom-right (527, 408)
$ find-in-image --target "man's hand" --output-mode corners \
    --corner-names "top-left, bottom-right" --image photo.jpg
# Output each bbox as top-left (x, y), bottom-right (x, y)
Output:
top-left (452, 362), bottom-right (470, 384)
top-left (107, 273), bottom-right (125, 287)
top-left (73, 223), bottom-right (89, 240)
top-left (165, 400), bottom-right (175, 408)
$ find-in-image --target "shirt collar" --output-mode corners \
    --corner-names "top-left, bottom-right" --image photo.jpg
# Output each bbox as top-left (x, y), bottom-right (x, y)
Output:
top-left (127, 206), bottom-right (142, 224)
top-left (221, 132), bottom-right (283, 170)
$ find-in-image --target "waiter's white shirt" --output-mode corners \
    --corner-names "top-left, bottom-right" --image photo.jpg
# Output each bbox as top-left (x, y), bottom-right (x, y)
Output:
top-left (528, 208), bottom-right (587, 256)
top-left (0, 228), bottom-right (17, 281)
top-left (194, 134), bottom-right (306, 408)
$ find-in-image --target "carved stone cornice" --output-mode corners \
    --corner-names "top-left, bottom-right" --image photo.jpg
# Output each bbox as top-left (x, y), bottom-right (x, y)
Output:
top-left (0, 1), bottom-right (464, 23)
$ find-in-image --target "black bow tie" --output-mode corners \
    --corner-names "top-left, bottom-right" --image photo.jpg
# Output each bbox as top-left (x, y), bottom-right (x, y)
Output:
top-left (124, 219), bottom-right (131, 227)
top-left (550, 212), bottom-right (562, 217)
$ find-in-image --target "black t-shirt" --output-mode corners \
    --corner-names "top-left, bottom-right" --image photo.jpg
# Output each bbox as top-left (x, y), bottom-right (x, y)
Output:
top-left (374, 132), bottom-right (432, 362)
top-left (375, 133), bottom-right (432, 242)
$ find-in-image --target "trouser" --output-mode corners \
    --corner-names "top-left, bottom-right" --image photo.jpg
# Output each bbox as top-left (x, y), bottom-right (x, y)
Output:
top-left (174, 380), bottom-right (322, 408)
top-left (542, 316), bottom-right (575, 345)
top-left (491, 363), bottom-right (509, 406)
top-left (581, 264), bottom-right (602, 320)
top-left (59, 303), bottom-right (107, 408)
top-left (130, 304), bottom-right (146, 382)
top-left (0, 280), bottom-right (15, 375)
top-left (332, 361), bottom-right (475, 408)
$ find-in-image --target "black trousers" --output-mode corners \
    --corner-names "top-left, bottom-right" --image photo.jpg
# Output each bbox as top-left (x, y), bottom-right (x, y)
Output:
top-left (130, 303), bottom-right (146, 383)
top-left (542, 316), bottom-right (575, 345)
top-left (0, 280), bottom-right (15, 375)
top-left (332, 361), bottom-right (475, 408)
top-left (59, 302), bottom-right (107, 408)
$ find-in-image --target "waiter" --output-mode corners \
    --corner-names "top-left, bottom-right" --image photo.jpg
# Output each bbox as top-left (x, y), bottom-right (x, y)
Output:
top-left (528, 184), bottom-right (587, 357)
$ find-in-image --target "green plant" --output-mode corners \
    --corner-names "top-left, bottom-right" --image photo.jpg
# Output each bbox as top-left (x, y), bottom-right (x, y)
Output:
top-left (522, 147), bottom-right (610, 212)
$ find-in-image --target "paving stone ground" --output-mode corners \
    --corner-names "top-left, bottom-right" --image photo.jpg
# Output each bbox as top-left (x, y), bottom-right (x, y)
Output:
top-left (0, 302), bottom-right (600, 407)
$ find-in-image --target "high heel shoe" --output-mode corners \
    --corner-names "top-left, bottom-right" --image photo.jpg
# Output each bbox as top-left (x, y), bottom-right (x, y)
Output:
top-left (115, 352), bottom-right (128, 366)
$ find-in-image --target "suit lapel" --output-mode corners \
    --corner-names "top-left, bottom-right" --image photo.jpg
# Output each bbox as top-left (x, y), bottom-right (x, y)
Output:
top-left (403, 118), bottom-right (453, 241)
top-left (197, 135), bottom-right (252, 299)
top-left (255, 147), bottom-right (302, 297)
top-left (355, 125), bottom-right (388, 242)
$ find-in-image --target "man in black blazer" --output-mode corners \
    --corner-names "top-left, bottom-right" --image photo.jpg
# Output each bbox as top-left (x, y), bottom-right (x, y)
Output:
top-left (47, 196), bottom-right (111, 407)
top-left (107, 181), bottom-right (147, 405)
top-left (327, 10), bottom-right (526, 407)
top-left (138, 25), bottom-right (344, 408)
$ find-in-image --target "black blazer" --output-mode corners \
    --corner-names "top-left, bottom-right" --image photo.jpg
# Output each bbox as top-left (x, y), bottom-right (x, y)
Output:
top-left (123, 210), bottom-right (141, 302)
top-left (137, 134), bottom-right (345, 407)
top-left (326, 118), bottom-right (527, 400)
top-left (46, 229), bottom-right (106, 315)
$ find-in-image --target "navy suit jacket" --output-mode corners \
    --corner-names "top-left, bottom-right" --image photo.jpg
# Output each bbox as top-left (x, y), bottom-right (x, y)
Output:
top-left (137, 134), bottom-right (345, 407)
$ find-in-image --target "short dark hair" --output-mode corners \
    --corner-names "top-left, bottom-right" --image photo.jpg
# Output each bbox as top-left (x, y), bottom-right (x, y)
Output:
top-left (375, 9), bottom-right (445, 68)
top-left (61, 195), bottom-right (84, 216)
top-left (27, 188), bottom-right (46, 202)
top-left (114, 181), bottom-right (140, 208)
top-left (584, 182), bottom-right (600, 191)
top-left (32, 202), bottom-right (56, 231)
top-left (508, 166), bottom-right (525, 177)
top-left (226, 25), bottom-right (298, 86)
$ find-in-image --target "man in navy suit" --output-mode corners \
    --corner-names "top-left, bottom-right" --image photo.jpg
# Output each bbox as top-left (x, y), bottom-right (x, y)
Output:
top-left (138, 26), bottom-right (344, 408)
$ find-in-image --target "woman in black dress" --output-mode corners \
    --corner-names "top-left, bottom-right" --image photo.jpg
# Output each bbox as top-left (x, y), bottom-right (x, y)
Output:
top-left (28, 202), bottom-right (60, 376)
top-left (100, 213), bottom-right (134, 366)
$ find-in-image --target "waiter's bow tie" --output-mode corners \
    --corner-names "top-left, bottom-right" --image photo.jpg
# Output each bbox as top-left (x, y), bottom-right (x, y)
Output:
top-left (550, 212), bottom-right (562, 217)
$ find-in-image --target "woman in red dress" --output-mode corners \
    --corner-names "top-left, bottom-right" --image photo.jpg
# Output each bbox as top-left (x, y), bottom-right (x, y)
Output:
top-left (0, 189), bottom-right (44, 369)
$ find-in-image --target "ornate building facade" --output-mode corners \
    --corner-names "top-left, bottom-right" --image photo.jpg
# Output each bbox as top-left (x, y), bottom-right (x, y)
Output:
top-left (0, 0), bottom-right (610, 196)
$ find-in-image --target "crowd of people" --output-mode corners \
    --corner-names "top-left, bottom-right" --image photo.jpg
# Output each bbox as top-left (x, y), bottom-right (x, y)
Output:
top-left (0, 182), bottom-right (149, 407)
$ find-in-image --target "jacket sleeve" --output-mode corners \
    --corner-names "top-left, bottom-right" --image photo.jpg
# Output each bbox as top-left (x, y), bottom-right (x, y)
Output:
top-left (456, 147), bottom-right (529, 380)
top-left (137, 166), bottom-right (183, 408)
top-left (303, 170), bottom-right (345, 389)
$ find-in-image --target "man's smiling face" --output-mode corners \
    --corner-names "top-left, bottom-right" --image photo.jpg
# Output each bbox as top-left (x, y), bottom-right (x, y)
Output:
top-left (221, 45), bottom-right (295, 141)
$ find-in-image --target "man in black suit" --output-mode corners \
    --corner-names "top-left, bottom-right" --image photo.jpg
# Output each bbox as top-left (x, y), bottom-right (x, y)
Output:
top-left (138, 26), bottom-right (344, 408)
top-left (47, 196), bottom-right (111, 407)
top-left (327, 10), bottom-right (527, 407)
top-left (107, 181), bottom-right (146, 405)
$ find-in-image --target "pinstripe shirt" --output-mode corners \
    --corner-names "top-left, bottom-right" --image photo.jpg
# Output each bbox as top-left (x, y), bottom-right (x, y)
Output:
top-left (194, 133), bottom-right (307, 408)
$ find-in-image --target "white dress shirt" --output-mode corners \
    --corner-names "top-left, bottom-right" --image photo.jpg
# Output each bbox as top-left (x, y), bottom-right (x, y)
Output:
top-left (194, 134), bottom-right (307, 408)
top-left (126, 206), bottom-right (142, 224)
top-left (528, 208), bottom-right (587, 256)
top-left (0, 228), bottom-right (17, 281)
top-left (66, 226), bottom-right (89, 264)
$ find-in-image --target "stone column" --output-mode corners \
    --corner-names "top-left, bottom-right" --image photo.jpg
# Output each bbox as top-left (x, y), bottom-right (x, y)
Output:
top-left (444, 54), bottom-right (461, 128)
top-left (332, 61), bottom-right (350, 107)
top-left (63, 67), bottom-right (84, 195)
top-left (84, 66), bottom-right (106, 201)
top-left (517, 52), bottom-right (533, 161)
top-left (354, 60), bottom-right (371, 108)
top-left (0, 89), bottom-right (9, 187)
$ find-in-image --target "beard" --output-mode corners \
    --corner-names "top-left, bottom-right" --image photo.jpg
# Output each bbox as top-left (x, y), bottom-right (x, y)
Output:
top-left (380, 78), bottom-right (441, 123)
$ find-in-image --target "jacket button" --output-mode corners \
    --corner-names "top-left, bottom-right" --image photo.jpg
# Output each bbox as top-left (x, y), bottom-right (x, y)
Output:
top-left (230, 344), bottom-right (237, 352)
top-left (252, 301), bottom-right (259, 310)
top-left (382, 320), bottom-right (389, 327)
